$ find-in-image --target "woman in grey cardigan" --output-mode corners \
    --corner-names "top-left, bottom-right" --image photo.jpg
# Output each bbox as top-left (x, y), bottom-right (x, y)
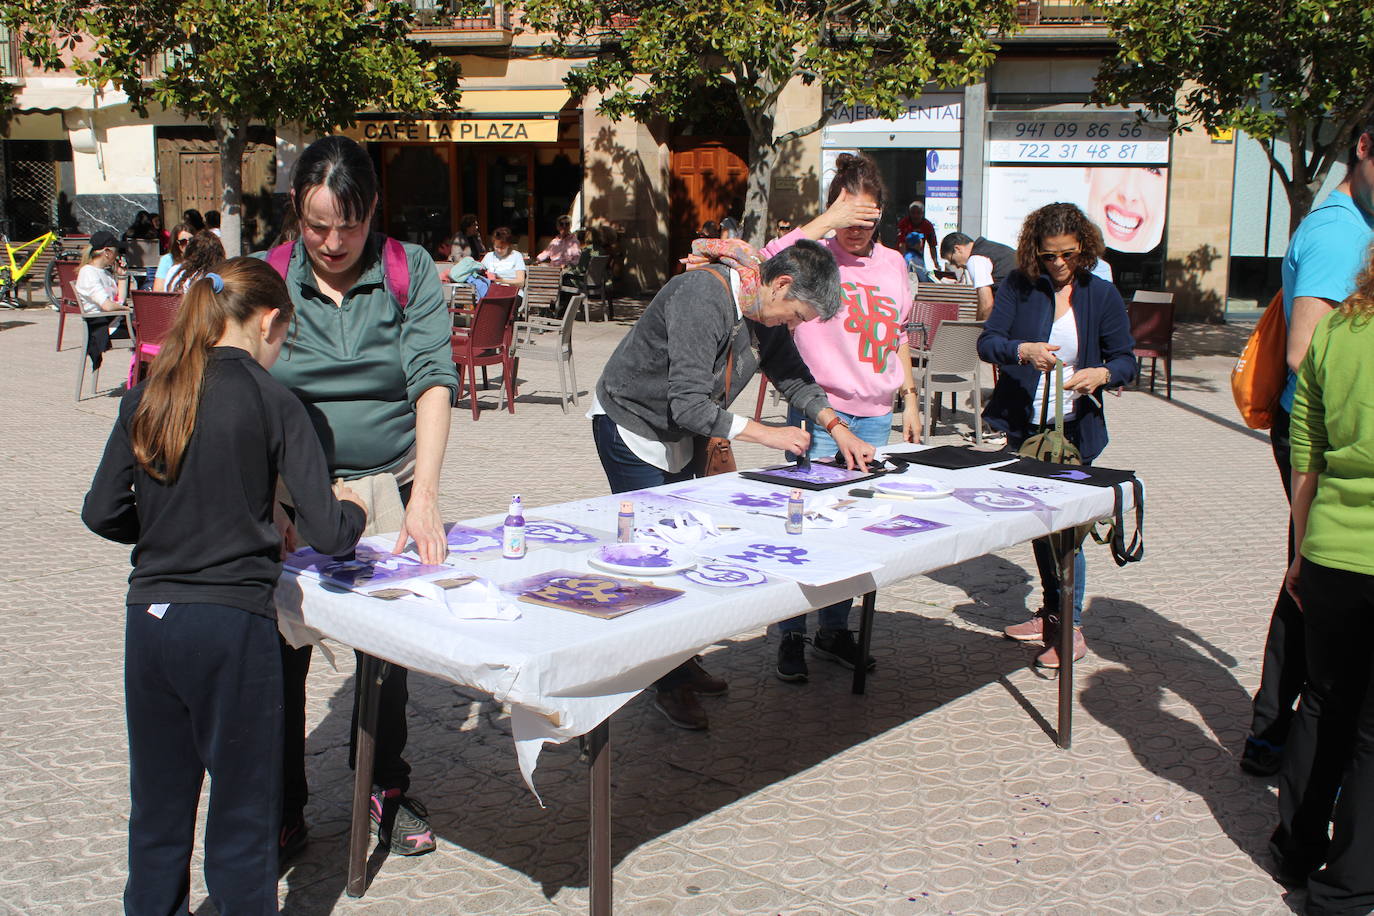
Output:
top-left (590, 239), bottom-right (874, 730)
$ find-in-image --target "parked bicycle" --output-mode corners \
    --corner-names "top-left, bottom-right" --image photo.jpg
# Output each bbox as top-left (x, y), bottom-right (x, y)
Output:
top-left (0, 229), bottom-right (88, 309)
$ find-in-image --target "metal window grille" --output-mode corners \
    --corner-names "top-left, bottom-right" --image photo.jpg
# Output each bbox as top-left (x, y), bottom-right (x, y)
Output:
top-left (4, 149), bottom-right (59, 239)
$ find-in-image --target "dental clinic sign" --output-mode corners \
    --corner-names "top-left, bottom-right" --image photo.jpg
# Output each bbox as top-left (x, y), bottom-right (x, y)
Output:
top-left (822, 95), bottom-right (963, 141)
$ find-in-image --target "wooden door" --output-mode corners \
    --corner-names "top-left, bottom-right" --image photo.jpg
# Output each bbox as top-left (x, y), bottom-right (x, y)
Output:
top-left (669, 138), bottom-right (748, 267)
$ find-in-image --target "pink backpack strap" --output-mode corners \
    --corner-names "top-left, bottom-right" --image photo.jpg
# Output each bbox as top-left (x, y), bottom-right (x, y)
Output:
top-left (267, 241), bottom-right (294, 279)
top-left (381, 237), bottom-right (410, 310)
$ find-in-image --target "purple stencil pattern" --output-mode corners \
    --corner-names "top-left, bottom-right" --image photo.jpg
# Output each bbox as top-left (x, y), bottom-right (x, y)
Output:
top-left (445, 524), bottom-right (503, 552)
top-left (286, 545), bottom-right (452, 590)
top-left (681, 563), bottom-right (768, 588)
top-left (723, 543), bottom-right (810, 566)
top-left (756, 463), bottom-right (861, 484)
top-left (502, 570), bottom-right (683, 616)
top-left (952, 488), bottom-right (1057, 526)
top-left (863, 515), bottom-right (949, 537)
top-left (523, 520), bottom-right (600, 544)
top-left (730, 491), bottom-right (791, 508)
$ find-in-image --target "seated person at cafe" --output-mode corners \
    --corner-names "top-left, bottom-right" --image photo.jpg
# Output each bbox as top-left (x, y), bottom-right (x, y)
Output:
top-left (534, 215), bottom-right (581, 268)
top-left (481, 227), bottom-right (527, 290)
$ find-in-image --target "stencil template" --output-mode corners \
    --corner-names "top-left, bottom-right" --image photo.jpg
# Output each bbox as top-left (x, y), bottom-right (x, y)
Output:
top-left (680, 562), bottom-right (770, 589)
top-left (699, 536), bottom-right (882, 586)
top-left (863, 515), bottom-right (949, 537)
top-left (502, 570), bottom-right (684, 619)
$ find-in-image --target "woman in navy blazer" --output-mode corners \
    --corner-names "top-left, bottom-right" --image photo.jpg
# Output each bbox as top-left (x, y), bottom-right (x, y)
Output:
top-left (976, 202), bottom-right (1136, 669)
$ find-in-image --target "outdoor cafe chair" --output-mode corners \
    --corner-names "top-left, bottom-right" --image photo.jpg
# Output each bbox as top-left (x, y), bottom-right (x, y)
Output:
top-left (75, 310), bottom-right (135, 401)
top-left (54, 261), bottom-right (83, 352)
top-left (1128, 290), bottom-right (1177, 400)
top-left (511, 294), bottom-right (583, 413)
top-left (523, 263), bottom-right (563, 318)
top-left (451, 286), bottom-right (519, 420)
top-left (128, 290), bottom-right (184, 384)
top-left (580, 254), bottom-right (612, 321)
top-left (914, 319), bottom-right (985, 445)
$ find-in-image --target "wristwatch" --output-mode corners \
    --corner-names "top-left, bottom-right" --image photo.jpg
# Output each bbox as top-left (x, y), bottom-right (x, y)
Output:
top-left (824, 415), bottom-right (850, 434)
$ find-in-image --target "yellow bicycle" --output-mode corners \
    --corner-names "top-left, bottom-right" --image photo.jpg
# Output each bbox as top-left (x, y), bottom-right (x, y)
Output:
top-left (0, 230), bottom-right (63, 308)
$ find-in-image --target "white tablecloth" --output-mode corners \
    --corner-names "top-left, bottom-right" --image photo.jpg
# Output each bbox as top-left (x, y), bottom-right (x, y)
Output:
top-left (274, 447), bottom-right (1137, 796)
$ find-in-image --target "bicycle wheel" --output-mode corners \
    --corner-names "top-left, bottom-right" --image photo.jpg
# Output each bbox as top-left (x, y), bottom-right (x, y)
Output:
top-left (44, 256), bottom-right (62, 310)
top-left (0, 267), bottom-right (20, 309)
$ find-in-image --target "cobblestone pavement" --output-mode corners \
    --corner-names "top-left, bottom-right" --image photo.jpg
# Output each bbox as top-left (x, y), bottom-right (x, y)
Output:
top-left (0, 305), bottom-right (1298, 914)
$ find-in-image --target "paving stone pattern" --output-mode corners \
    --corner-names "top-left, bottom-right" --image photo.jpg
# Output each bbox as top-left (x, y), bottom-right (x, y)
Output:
top-left (0, 307), bottom-right (1300, 913)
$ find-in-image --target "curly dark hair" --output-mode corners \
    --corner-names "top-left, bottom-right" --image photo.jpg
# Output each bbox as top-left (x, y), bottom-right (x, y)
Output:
top-left (1338, 239), bottom-right (1374, 322)
top-left (170, 230), bottom-right (226, 292)
top-left (1015, 202), bottom-right (1103, 280)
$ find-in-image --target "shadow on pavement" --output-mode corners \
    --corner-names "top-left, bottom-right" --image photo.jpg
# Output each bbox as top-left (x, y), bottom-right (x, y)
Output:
top-left (279, 595), bottom-right (1044, 911)
top-left (1079, 596), bottom-right (1276, 871)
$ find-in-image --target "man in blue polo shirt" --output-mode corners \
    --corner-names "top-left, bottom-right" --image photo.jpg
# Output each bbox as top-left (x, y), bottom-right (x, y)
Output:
top-left (1242, 118), bottom-right (1374, 778)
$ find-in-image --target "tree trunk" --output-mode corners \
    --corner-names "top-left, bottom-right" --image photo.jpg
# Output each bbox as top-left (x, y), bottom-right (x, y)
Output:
top-left (214, 116), bottom-right (248, 257)
top-left (742, 126), bottom-right (777, 249)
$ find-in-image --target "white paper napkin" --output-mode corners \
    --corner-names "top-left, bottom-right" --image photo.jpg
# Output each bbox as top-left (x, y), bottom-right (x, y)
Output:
top-left (803, 494), bottom-right (893, 529)
top-left (407, 578), bottom-right (522, 620)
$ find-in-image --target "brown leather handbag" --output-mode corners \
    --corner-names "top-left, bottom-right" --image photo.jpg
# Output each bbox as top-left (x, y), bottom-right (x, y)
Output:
top-left (693, 267), bottom-right (741, 476)
top-left (697, 345), bottom-right (739, 476)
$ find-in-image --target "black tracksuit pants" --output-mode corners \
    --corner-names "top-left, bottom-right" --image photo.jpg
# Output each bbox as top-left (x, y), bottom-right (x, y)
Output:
top-left (124, 602), bottom-right (282, 916)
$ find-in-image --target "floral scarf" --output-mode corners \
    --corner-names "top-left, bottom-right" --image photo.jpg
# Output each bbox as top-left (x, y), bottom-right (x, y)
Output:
top-left (681, 238), bottom-right (762, 311)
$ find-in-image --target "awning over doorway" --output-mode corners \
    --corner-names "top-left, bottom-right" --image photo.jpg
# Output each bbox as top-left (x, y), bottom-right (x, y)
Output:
top-left (342, 87), bottom-right (571, 144)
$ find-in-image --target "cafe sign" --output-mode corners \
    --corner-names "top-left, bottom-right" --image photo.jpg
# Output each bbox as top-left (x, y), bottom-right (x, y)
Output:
top-left (343, 118), bottom-right (558, 143)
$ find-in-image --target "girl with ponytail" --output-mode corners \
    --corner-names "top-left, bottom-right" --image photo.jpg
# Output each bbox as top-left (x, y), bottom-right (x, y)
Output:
top-left (82, 256), bottom-right (367, 912)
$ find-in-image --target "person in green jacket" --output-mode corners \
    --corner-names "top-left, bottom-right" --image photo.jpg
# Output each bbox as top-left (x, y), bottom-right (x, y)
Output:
top-left (1271, 239), bottom-right (1374, 912)
top-left (267, 136), bottom-right (458, 861)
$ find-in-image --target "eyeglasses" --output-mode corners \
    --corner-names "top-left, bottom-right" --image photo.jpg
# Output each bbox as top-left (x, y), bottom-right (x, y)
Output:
top-left (1037, 249), bottom-right (1080, 264)
top-left (176, 237), bottom-right (191, 246)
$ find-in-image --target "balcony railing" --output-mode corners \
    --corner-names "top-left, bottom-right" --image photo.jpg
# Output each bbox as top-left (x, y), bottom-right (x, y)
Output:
top-left (407, 1), bottom-right (512, 31)
top-left (1015, 0), bottom-right (1109, 25)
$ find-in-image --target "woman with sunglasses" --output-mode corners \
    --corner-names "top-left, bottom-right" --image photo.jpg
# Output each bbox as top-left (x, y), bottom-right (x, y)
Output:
top-left (153, 223), bottom-right (194, 292)
top-left (976, 202), bottom-right (1135, 669)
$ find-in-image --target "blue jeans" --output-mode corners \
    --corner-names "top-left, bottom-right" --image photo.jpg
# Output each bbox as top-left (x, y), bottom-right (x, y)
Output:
top-left (777, 409), bottom-right (894, 634)
top-left (593, 414), bottom-right (699, 689)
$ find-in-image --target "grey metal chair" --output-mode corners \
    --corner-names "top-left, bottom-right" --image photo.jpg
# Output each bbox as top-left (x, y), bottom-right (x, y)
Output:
top-left (511, 294), bottom-right (582, 412)
top-left (915, 319), bottom-right (985, 444)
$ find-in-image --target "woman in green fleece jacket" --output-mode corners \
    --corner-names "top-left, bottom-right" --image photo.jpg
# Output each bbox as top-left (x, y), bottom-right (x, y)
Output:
top-left (1271, 240), bottom-right (1374, 912)
top-left (268, 136), bottom-right (458, 860)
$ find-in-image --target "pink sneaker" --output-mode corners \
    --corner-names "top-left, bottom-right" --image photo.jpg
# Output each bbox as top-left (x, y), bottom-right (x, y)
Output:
top-left (1034, 629), bottom-right (1087, 669)
top-left (1003, 616), bottom-right (1044, 642)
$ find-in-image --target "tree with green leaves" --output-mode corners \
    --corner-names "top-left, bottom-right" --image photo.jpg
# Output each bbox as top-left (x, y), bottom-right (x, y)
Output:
top-left (3, 0), bottom-right (465, 254)
top-left (1093, 0), bottom-right (1374, 230)
top-left (521, 0), bottom-right (1016, 245)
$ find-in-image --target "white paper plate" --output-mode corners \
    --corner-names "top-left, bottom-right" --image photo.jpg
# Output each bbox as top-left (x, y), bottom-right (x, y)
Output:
top-left (874, 477), bottom-right (954, 499)
top-left (588, 543), bottom-right (696, 576)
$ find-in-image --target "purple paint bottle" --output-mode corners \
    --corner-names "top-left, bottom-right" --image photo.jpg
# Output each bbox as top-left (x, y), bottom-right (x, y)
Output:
top-left (785, 489), bottom-right (804, 535)
top-left (502, 495), bottom-right (526, 559)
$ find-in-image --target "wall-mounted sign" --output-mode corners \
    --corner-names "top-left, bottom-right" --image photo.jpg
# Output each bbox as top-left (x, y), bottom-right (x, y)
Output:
top-left (826, 95), bottom-right (964, 135)
top-left (924, 149), bottom-right (961, 241)
top-left (987, 113), bottom-right (1169, 165)
top-left (343, 118), bottom-right (559, 144)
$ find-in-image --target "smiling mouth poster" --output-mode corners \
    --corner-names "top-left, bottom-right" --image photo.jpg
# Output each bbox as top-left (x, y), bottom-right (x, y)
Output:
top-left (982, 112), bottom-right (1171, 262)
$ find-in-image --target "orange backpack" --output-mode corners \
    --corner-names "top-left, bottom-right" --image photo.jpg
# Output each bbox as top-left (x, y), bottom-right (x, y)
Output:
top-left (1231, 290), bottom-right (1287, 429)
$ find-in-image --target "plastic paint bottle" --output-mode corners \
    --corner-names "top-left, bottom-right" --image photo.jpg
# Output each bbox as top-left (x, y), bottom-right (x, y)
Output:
top-left (502, 495), bottom-right (526, 559)
top-left (617, 501), bottom-right (635, 543)
top-left (785, 489), bottom-right (805, 535)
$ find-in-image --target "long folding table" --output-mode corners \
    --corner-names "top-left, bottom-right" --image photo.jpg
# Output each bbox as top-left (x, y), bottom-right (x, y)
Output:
top-left (275, 447), bottom-right (1136, 914)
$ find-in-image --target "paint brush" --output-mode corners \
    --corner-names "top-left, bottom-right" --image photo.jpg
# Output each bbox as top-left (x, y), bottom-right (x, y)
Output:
top-left (848, 488), bottom-right (917, 502)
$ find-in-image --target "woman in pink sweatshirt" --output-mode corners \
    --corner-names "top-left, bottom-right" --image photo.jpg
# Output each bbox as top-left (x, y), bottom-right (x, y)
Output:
top-left (763, 152), bottom-right (920, 684)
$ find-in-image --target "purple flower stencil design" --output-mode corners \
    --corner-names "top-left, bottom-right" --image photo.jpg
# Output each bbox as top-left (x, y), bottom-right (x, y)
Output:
top-left (445, 524), bottom-right (503, 553)
top-left (681, 563), bottom-right (769, 588)
top-left (863, 515), bottom-right (949, 538)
